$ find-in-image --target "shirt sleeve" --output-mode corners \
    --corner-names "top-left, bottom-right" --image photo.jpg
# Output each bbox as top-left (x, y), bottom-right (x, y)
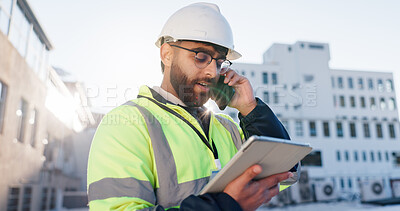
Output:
top-left (238, 97), bottom-right (290, 140)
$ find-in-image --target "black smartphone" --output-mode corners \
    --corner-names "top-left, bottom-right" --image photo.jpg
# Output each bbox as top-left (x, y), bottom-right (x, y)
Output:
top-left (210, 75), bottom-right (235, 110)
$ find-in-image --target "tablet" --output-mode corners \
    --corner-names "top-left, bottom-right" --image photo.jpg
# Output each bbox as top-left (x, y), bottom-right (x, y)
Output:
top-left (199, 135), bottom-right (312, 194)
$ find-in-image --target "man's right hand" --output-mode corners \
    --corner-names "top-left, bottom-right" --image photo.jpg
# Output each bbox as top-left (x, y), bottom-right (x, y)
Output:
top-left (223, 165), bottom-right (293, 211)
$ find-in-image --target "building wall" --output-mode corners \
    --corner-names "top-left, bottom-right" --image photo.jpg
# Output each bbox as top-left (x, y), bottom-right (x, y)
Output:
top-left (0, 29), bottom-right (48, 211)
top-left (223, 41), bottom-right (400, 198)
top-left (0, 13), bottom-right (89, 211)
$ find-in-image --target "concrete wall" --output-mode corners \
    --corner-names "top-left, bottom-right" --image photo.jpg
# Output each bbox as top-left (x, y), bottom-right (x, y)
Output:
top-left (1, 28), bottom-right (83, 211)
top-left (0, 28), bottom-right (48, 211)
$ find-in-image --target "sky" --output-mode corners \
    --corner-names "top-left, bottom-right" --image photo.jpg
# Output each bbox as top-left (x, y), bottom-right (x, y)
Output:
top-left (28, 0), bottom-right (400, 113)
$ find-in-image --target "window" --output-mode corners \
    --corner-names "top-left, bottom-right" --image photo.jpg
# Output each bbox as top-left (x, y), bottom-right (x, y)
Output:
top-left (348, 178), bottom-right (352, 188)
top-left (273, 92), bottom-right (279, 104)
top-left (354, 151), bottom-right (359, 162)
top-left (378, 151), bottom-right (382, 162)
top-left (393, 152), bottom-right (400, 167)
top-left (323, 121), bottom-right (330, 137)
top-left (370, 151), bottom-right (375, 162)
top-left (388, 98), bottom-right (396, 110)
top-left (362, 151), bottom-right (367, 162)
top-left (386, 79), bottom-right (394, 92)
top-left (41, 188), bottom-right (48, 211)
top-left (7, 187), bottom-right (20, 211)
top-left (22, 187), bottom-right (32, 211)
top-left (29, 109), bottom-right (38, 147)
top-left (358, 78), bottom-right (364, 89)
top-left (309, 44), bottom-right (324, 49)
top-left (331, 77), bottom-right (335, 88)
top-left (340, 178), bottom-right (345, 189)
top-left (295, 120), bottom-right (303, 136)
top-left (251, 71), bottom-right (254, 77)
top-left (377, 79), bottom-right (384, 92)
top-left (368, 78), bottom-right (374, 90)
top-left (389, 124), bottom-right (396, 138)
top-left (345, 151), bottom-right (349, 161)
top-left (309, 121), bottom-right (316, 137)
top-left (386, 151), bottom-right (390, 162)
top-left (0, 0), bottom-right (13, 35)
top-left (241, 71), bottom-right (245, 76)
top-left (16, 99), bottom-right (28, 143)
top-left (380, 98), bottom-right (386, 110)
top-left (272, 73), bottom-right (278, 85)
top-left (263, 91), bottom-right (269, 104)
top-left (376, 123), bottom-right (383, 138)
top-left (350, 96), bottom-right (356, 108)
top-left (50, 188), bottom-right (56, 210)
top-left (336, 150), bottom-right (341, 161)
top-left (338, 77), bottom-right (343, 88)
top-left (340, 96), bottom-right (345, 107)
top-left (336, 122), bottom-right (343, 137)
top-left (363, 123), bottom-right (370, 138)
top-left (0, 80), bottom-right (8, 133)
top-left (301, 151), bottom-right (322, 166)
top-left (360, 96), bottom-right (366, 108)
top-left (8, 4), bottom-right (31, 57)
top-left (348, 77), bottom-right (353, 89)
top-left (370, 97), bottom-right (376, 110)
top-left (262, 72), bottom-right (268, 84)
top-left (349, 122), bottom-right (356, 138)
top-left (26, 31), bottom-right (44, 73)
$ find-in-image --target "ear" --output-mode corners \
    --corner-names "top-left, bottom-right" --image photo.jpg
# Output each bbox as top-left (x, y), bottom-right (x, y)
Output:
top-left (160, 43), bottom-right (174, 71)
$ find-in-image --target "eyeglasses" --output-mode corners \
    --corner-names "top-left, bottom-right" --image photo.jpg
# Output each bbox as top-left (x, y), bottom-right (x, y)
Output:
top-left (170, 44), bottom-right (232, 71)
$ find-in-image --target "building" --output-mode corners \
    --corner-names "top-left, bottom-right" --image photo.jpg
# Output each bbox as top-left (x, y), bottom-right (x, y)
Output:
top-left (0, 0), bottom-right (95, 210)
top-left (217, 41), bottom-right (400, 204)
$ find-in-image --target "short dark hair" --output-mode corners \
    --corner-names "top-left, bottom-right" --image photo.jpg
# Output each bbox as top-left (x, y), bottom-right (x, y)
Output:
top-left (160, 40), bottom-right (228, 73)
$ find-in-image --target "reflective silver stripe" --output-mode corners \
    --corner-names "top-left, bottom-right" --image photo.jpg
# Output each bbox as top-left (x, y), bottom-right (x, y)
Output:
top-left (124, 101), bottom-right (209, 208)
top-left (88, 177), bottom-right (155, 204)
top-left (215, 115), bottom-right (243, 150)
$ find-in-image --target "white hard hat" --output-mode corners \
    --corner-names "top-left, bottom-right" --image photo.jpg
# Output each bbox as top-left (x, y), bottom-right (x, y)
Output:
top-left (155, 2), bottom-right (241, 60)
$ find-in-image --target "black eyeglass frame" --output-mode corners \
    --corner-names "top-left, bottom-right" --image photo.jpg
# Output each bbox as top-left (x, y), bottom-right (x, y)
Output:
top-left (169, 44), bottom-right (232, 70)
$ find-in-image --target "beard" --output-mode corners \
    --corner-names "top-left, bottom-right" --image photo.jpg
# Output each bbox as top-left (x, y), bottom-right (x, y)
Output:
top-left (170, 62), bottom-right (215, 107)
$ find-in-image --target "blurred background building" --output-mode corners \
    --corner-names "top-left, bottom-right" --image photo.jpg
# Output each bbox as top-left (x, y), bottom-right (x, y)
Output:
top-left (216, 41), bottom-right (400, 206)
top-left (0, 0), bottom-right (100, 210)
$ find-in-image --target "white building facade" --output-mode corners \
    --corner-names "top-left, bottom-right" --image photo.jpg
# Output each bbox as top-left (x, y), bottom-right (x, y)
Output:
top-left (219, 41), bottom-right (400, 203)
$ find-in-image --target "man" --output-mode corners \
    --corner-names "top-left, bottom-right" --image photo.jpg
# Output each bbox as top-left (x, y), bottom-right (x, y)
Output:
top-left (87, 3), bottom-right (299, 211)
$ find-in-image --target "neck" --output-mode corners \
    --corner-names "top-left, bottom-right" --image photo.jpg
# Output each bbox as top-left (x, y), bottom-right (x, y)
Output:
top-left (161, 76), bottom-right (179, 99)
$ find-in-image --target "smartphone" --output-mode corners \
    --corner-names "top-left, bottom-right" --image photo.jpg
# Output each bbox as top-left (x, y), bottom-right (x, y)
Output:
top-left (211, 75), bottom-right (235, 110)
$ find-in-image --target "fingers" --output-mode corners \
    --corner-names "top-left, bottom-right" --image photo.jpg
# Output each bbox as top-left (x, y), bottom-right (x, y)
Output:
top-left (232, 165), bottom-right (262, 186)
top-left (262, 184), bottom-right (280, 204)
top-left (223, 69), bottom-right (236, 83)
top-left (258, 172), bottom-right (293, 189)
top-left (221, 68), bottom-right (245, 87)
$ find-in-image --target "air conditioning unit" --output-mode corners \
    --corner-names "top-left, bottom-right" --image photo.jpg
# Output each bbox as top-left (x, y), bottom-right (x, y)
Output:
top-left (313, 180), bottom-right (337, 201)
top-left (360, 179), bottom-right (387, 202)
top-left (390, 179), bottom-right (400, 198)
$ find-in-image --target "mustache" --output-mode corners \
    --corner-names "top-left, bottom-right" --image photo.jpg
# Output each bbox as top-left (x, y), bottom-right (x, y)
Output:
top-left (193, 77), bottom-right (217, 85)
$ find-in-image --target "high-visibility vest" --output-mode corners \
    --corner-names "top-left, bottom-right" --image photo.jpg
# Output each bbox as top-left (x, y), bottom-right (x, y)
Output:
top-left (87, 85), bottom-right (244, 210)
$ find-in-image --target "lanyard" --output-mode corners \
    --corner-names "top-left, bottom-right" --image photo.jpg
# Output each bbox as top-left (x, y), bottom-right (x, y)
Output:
top-left (138, 95), bottom-right (219, 160)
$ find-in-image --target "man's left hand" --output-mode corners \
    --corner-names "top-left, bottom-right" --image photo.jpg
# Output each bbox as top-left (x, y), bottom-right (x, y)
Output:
top-left (220, 68), bottom-right (257, 116)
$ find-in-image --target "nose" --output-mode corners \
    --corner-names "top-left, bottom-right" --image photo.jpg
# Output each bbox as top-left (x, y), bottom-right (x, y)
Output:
top-left (203, 59), bottom-right (218, 78)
